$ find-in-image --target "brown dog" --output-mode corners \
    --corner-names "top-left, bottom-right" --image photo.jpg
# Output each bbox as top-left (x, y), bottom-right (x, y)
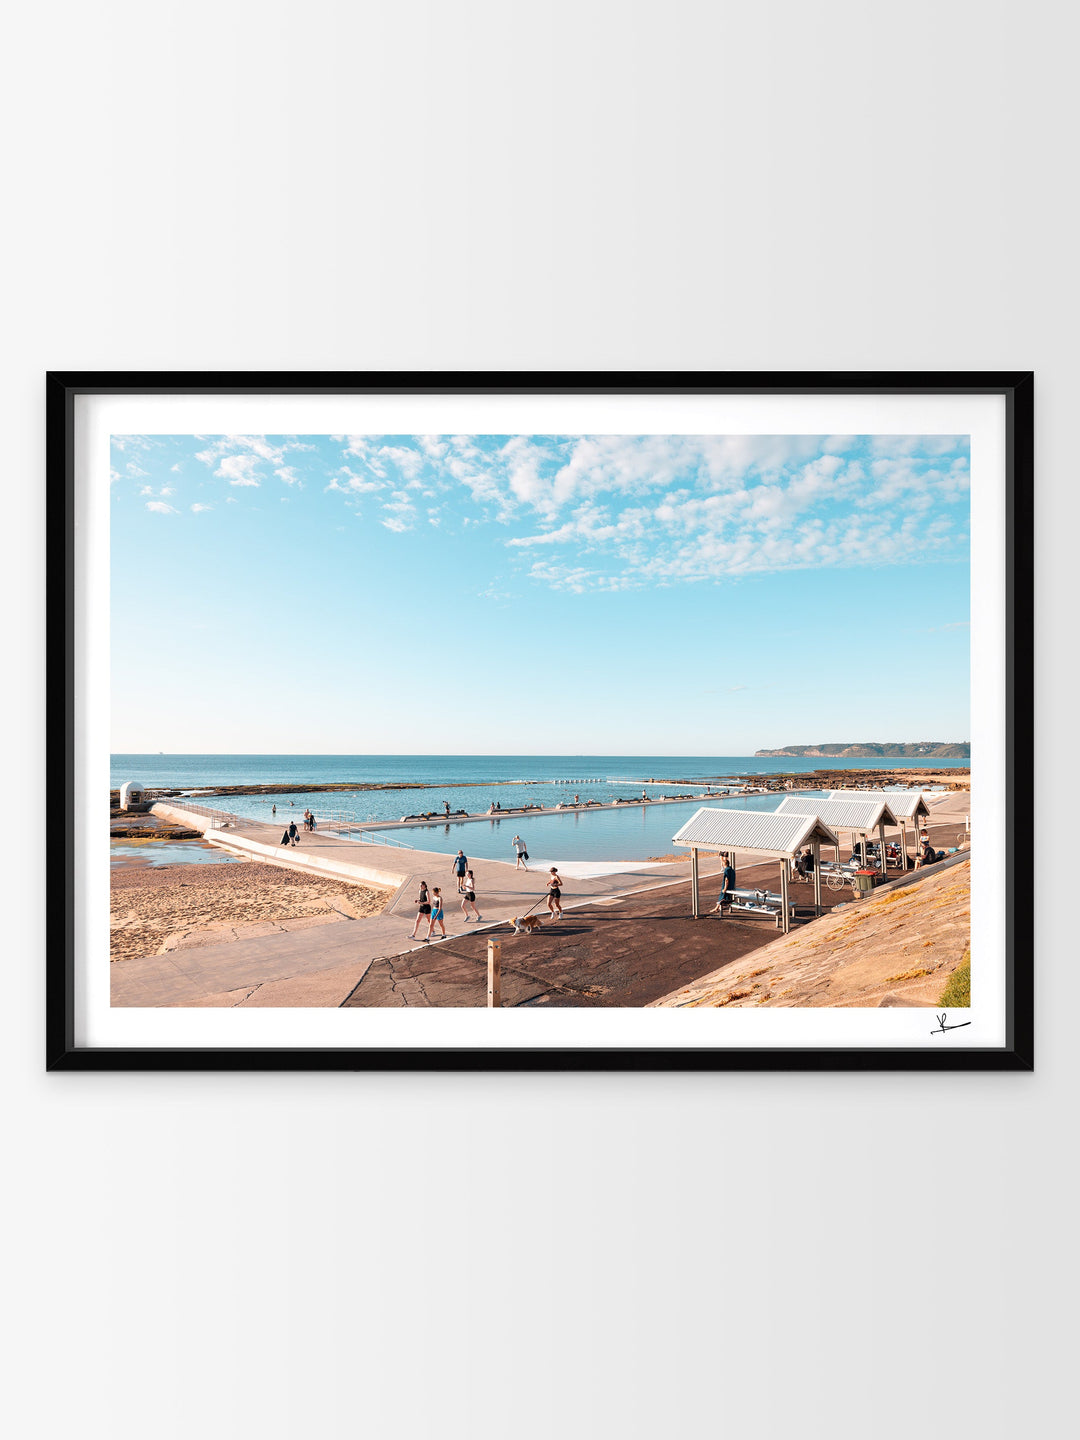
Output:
top-left (511, 915), bottom-right (544, 934)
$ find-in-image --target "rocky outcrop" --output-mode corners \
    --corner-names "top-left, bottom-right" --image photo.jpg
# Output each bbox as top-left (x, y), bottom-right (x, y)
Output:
top-left (755, 741), bottom-right (970, 758)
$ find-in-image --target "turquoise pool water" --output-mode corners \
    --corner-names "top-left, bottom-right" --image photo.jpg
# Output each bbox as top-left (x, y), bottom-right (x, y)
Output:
top-left (367, 792), bottom-right (831, 863)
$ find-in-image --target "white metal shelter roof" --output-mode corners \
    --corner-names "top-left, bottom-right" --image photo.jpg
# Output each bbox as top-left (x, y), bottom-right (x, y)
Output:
top-left (671, 807), bottom-right (840, 860)
top-left (776, 795), bottom-right (900, 830)
top-left (828, 788), bottom-right (930, 820)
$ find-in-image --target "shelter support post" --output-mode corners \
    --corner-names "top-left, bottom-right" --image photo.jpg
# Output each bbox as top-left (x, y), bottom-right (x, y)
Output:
top-left (691, 847), bottom-right (699, 919)
top-left (487, 939), bottom-right (501, 1008)
top-left (780, 862), bottom-right (790, 934)
top-left (878, 820), bottom-right (886, 874)
top-left (813, 839), bottom-right (822, 916)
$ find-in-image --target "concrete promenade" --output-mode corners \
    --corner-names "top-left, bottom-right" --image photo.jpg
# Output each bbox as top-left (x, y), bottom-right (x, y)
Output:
top-left (110, 803), bottom-right (732, 1007)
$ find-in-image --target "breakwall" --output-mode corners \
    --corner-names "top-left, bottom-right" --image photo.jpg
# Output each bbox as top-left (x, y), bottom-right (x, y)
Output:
top-left (149, 802), bottom-right (407, 890)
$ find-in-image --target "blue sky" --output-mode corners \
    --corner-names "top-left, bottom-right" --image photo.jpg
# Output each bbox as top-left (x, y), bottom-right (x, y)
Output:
top-left (110, 433), bottom-right (971, 753)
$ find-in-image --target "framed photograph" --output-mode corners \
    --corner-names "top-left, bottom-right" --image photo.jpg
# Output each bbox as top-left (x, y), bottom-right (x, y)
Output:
top-left (47, 371), bottom-right (1033, 1070)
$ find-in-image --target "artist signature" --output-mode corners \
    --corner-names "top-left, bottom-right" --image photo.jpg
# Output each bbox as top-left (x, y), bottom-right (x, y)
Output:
top-left (931, 1012), bottom-right (972, 1036)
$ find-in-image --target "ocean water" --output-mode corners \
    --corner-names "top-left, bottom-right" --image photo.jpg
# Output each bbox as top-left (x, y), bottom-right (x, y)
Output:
top-left (112, 753), bottom-right (968, 791)
top-left (110, 755), bottom-right (964, 862)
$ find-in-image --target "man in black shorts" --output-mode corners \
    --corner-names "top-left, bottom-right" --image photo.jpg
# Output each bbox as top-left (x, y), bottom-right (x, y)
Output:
top-left (451, 849), bottom-right (469, 891)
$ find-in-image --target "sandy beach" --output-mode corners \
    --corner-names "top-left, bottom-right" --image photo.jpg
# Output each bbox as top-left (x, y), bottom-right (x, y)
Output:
top-left (110, 858), bottom-right (392, 963)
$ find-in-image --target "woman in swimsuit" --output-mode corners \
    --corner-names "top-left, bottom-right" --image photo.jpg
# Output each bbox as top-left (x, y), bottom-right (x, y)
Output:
top-left (546, 867), bottom-right (563, 920)
top-left (409, 881), bottom-right (431, 940)
top-left (427, 887), bottom-right (447, 940)
top-left (460, 870), bottom-right (481, 922)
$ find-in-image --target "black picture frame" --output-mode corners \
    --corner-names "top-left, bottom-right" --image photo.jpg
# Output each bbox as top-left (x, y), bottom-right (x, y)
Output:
top-left (46, 371), bottom-right (1033, 1071)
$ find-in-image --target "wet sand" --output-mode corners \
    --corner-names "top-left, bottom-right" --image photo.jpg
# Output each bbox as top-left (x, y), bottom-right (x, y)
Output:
top-left (110, 859), bottom-right (392, 963)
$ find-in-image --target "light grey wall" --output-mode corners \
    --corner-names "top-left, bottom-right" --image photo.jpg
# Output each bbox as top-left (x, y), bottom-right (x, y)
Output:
top-left (3, 3), bottom-right (1071, 1437)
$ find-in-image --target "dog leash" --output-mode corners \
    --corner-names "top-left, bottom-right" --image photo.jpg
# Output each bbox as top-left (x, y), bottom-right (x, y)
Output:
top-left (517, 877), bottom-right (561, 921)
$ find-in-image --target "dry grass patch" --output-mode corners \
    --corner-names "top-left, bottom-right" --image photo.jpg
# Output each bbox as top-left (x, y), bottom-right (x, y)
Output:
top-left (716, 988), bottom-right (755, 1006)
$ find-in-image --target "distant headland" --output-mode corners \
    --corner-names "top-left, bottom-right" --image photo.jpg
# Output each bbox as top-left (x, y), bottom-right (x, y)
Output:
top-left (754, 741), bottom-right (970, 759)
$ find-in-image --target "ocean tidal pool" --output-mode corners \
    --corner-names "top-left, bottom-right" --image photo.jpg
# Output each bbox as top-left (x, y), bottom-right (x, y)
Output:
top-left (357, 792), bottom-right (832, 865)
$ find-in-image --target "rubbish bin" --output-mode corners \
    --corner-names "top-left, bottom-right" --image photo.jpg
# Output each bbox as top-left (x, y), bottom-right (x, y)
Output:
top-left (855, 868), bottom-right (877, 895)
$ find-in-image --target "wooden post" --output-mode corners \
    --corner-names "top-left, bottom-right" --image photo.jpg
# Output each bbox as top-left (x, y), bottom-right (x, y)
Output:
top-left (691, 847), bottom-right (699, 919)
top-left (487, 939), bottom-right (501, 1008)
top-left (813, 838), bottom-right (822, 916)
top-left (780, 860), bottom-right (790, 934)
top-left (878, 820), bottom-right (887, 874)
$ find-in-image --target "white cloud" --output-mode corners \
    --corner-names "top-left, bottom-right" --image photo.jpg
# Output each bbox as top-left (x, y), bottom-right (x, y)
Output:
top-left (378, 491), bottom-right (416, 531)
top-left (453, 435), bottom-right (971, 591)
top-left (112, 436), bottom-right (159, 454)
top-left (193, 436), bottom-right (314, 491)
top-left (326, 470), bottom-right (386, 495)
top-left (180, 431), bottom-right (970, 595)
top-left (190, 503), bottom-right (213, 513)
top-left (377, 445), bottom-right (424, 479)
top-left (145, 501), bottom-right (178, 515)
top-left (217, 454), bottom-right (262, 486)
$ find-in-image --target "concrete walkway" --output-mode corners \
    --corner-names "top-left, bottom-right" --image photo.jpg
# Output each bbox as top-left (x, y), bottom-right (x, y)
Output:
top-left (111, 803), bottom-right (733, 1007)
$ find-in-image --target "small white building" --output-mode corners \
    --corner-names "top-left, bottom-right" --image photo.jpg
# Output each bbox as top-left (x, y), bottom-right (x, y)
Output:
top-left (119, 780), bottom-right (145, 810)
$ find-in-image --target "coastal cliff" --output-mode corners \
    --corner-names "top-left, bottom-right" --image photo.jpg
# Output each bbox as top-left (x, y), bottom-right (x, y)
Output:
top-left (755, 741), bottom-right (970, 758)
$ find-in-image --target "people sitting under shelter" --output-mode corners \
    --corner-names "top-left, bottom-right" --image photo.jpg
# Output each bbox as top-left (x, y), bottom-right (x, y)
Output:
top-left (712, 855), bottom-right (737, 913)
top-left (915, 830), bottom-right (945, 867)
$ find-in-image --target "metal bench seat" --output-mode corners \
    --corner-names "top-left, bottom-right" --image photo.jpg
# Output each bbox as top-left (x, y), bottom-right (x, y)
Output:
top-left (720, 887), bottom-right (798, 927)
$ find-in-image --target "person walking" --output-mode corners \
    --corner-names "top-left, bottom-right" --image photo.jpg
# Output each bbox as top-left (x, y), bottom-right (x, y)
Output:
top-left (513, 834), bottom-right (528, 869)
top-left (451, 849), bottom-right (469, 892)
top-left (310, 811), bottom-right (317, 831)
top-left (546, 867), bottom-right (563, 921)
top-left (303, 808), bottom-right (313, 831)
top-left (427, 887), bottom-right (447, 940)
top-left (460, 870), bottom-right (481, 922)
top-left (288, 820), bottom-right (300, 846)
top-left (409, 881), bottom-right (432, 940)
top-left (444, 799), bottom-right (451, 817)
